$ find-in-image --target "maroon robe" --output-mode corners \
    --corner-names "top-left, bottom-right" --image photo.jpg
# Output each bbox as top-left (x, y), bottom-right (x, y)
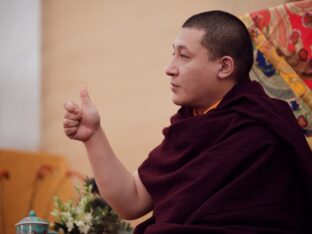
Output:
top-left (135, 79), bottom-right (312, 233)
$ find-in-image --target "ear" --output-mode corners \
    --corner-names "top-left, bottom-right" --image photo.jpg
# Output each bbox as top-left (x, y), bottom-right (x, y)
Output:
top-left (217, 56), bottom-right (235, 79)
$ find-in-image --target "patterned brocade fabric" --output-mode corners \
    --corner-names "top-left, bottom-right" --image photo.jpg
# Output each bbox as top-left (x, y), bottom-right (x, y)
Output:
top-left (240, 1), bottom-right (312, 136)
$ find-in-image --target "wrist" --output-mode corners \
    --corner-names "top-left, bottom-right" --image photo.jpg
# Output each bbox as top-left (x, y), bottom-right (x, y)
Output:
top-left (83, 125), bottom-right (103, 145)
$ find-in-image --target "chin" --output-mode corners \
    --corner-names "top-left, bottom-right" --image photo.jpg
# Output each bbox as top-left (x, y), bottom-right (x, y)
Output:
top-left (171, 96), bottom-right (187, 107)
top-left (172, 100), bottom-right (181, 106)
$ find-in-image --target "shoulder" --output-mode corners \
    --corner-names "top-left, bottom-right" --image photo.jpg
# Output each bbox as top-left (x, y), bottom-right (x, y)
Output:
top-left (214, 111), bottom-right (279, 147)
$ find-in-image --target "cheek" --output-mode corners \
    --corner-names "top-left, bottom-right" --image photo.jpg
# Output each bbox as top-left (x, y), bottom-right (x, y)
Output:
top-left (183, 68), bottom-right (207, 91)
top-left (179, 79), bottom-right (204, 103)
top-left (179, 61), bottom-right (215, 91)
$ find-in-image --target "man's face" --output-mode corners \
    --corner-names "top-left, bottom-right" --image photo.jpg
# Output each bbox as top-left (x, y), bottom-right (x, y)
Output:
top-left (165, 28), bottom-right (222, 109)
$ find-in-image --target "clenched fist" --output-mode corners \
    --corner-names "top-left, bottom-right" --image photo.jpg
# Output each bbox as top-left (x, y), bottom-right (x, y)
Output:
top-left (63, 87), bottom-right (101, 142)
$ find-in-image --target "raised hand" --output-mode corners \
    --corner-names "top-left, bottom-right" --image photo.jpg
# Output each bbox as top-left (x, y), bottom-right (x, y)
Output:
top-left (63, 88), bottom-right (154, 220)
top-left (63, 87), bottom-right (101, 142)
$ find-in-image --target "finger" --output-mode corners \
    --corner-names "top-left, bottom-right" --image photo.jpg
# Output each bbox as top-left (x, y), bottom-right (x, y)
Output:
top-left (80, 87), bottom-right (92, 106)
top-left (64, 112), bottom-right (81, 121)
top-left (64, 101), bottom-right (79, 113)
top-left (63, 119), bottom-right (80, 128)
top-left (64, 127), bottom-right (77, 137)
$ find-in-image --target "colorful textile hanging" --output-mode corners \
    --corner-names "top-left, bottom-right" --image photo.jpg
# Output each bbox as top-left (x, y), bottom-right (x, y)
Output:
top-left (240, 1), bottom-right (312, 136)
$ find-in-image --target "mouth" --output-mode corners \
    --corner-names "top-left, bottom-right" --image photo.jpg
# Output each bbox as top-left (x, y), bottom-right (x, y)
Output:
top-left (170, 82), bottom-right (179, 88)
top-left (170, 83), bottom-right (179, 92)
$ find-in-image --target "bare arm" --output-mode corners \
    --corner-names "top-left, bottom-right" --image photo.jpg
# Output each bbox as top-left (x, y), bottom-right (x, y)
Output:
top-left (63, 88), bottom-right (153, 220)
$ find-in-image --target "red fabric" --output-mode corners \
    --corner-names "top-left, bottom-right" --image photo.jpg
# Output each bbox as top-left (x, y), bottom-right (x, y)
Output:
top-left (136, 79), bottom-right (312, 233)
top-left (250, 1), bottom-right (312, 88)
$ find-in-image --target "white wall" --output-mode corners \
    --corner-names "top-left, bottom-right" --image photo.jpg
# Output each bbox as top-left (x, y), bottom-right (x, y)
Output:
top-left (0, 0), bottom-right (40, 150)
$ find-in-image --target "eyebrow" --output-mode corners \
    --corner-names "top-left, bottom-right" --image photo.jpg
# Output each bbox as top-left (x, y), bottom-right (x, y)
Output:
top-left (172, 44), bottom-right (192, 54)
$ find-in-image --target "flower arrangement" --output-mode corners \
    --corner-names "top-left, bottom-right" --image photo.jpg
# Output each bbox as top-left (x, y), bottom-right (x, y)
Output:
top-left (51, 178), bottom-right (133, 234)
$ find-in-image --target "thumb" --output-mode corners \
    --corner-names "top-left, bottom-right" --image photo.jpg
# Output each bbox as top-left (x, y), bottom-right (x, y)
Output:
top-left (80, 87), bottom-right (92, 105)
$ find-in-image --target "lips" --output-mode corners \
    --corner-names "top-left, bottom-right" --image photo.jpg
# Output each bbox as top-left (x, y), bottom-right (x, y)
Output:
top-left (170, 82), bottom-right (179, 92)
top-left (170, 82), bottom-right (179, 88)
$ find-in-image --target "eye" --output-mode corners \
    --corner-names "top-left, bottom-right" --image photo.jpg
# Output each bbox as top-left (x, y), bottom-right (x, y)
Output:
top-left (180, 54), bottom-right (189, 59)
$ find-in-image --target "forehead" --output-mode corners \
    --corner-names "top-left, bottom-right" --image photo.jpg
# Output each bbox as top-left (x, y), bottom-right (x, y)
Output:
top-left (173, 28), bottom-right (206, 52)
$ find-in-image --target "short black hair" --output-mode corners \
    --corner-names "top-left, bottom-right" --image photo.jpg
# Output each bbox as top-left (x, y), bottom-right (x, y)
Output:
top-left (182, 10), bottom-right (254, 81)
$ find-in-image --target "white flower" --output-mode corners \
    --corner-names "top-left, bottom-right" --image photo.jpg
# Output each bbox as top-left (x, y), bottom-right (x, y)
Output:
top-left (76, 220), bottom-right (91, 234)
top-left (61, 211), bottom-right (71, 223)
top-left (66, 217), bottom-right (74, 232)
top-left (82, 212), bottom-right (92, 225)
top-left (51, 182), bottom-right (132, 234)
top-left (81, 224), bottom-right (91, 234)
top-left (76, 206), bottom-right (84, 216)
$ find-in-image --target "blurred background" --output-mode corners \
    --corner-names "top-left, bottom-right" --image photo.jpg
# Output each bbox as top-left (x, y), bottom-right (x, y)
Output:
top-left (0, 0), bottom-right (309, 233)
top-left (1, 0), bottom-right (291, 177)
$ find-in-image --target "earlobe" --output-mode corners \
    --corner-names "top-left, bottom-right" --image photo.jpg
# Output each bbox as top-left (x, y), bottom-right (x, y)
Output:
top-left (218, 56), bottom-right (234, 79)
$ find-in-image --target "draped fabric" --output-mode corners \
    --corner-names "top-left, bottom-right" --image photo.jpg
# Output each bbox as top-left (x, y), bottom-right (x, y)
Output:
top-left (135, 79), bottom-right (312, 233)
top-left (240, 1), bottom-right (312, 136)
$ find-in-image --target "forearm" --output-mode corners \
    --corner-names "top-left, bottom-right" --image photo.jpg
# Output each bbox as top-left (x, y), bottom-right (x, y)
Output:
top-left (83, 127), bottom-right (152, 219)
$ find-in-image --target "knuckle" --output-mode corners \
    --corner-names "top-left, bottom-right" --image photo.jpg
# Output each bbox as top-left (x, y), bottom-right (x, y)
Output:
top-left (63, 119), bottom-right (69, 127)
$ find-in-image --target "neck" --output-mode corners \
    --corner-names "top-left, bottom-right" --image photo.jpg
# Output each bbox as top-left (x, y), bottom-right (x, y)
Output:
top-left (193, 79), bottom-right (237, 115)
top-left (193, 99), bottom-right (222, 115)
top-left (193, 107), bottom-right (210, 115)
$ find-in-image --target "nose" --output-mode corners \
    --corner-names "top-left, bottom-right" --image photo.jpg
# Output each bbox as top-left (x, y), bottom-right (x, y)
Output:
top-left (165, 58), bottom-right (178, 77)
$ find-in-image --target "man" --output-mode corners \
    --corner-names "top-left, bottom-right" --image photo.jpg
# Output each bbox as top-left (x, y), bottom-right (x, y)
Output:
top-left (63, 11), bottom-right (312, 233)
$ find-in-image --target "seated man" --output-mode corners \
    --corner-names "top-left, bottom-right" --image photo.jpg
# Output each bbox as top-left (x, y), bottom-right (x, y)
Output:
top-left (63, 10), bottom-right (312, 233)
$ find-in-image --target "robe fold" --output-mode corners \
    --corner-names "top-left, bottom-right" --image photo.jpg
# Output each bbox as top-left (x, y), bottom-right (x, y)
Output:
top-left (135, 79), bottom-right (312, 233)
